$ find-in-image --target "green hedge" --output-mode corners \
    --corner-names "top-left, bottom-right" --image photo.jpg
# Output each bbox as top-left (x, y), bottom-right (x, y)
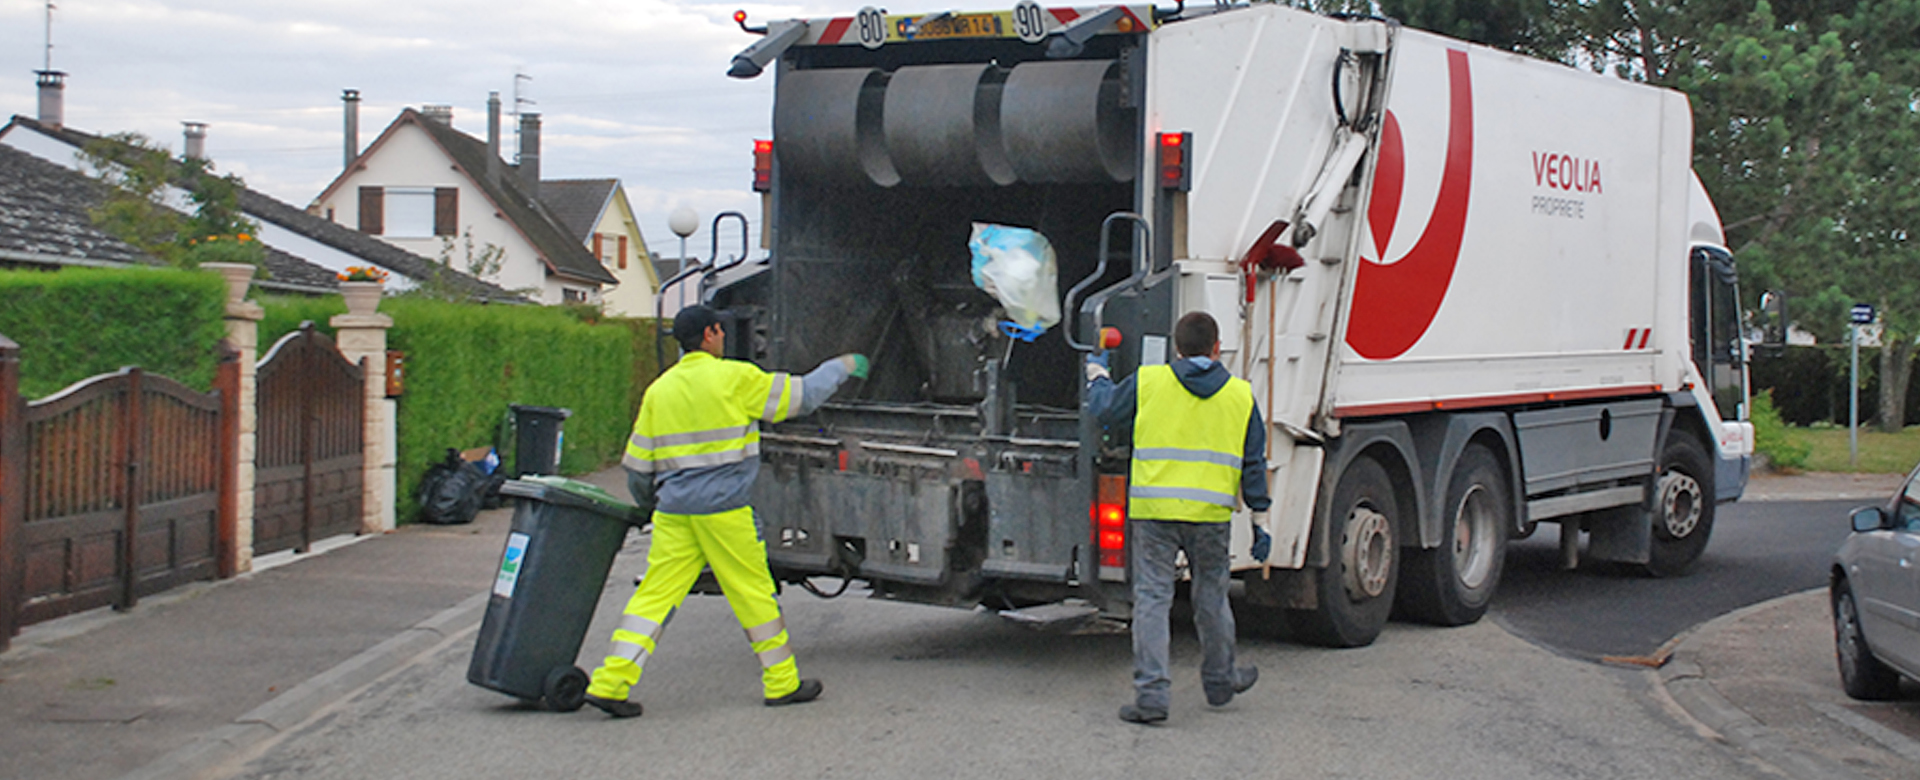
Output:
top-left (262, 296), bottom-right (657, 521)
top-left (257, 294), bottom-right (346, 349)
top-left (0, 267), bottom-right (227, 398)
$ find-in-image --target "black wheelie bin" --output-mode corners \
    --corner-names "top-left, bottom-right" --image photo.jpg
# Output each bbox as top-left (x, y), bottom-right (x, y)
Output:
top-left (468, 475), bottom-right (646, 711)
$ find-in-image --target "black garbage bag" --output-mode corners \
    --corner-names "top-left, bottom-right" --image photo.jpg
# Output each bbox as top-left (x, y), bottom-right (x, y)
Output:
top-left (417, 448), bottom-right (488, 525)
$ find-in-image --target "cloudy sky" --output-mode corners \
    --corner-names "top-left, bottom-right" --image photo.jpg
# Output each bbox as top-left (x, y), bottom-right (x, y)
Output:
top-left (0, 0), bottom-right (889, 260)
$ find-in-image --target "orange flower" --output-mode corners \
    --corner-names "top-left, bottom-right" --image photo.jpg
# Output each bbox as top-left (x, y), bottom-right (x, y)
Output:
top-left (237, 233), bottom-right (252, 242)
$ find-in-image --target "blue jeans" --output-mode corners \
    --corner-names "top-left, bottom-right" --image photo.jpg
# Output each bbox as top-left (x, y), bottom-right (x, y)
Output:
top-left (1129, 518), bottom-right (1237, 711)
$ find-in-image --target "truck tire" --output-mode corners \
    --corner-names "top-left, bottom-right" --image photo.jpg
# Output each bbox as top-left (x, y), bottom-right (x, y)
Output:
top-left (1287, 455), bottom-right (1399, 647)
top-left (1644, 432), bottom-right (1714, 578)
top-left (1397, 444), bottom-right (1508, 626)
top-left (1833, 579), bottom-right (1904, 700)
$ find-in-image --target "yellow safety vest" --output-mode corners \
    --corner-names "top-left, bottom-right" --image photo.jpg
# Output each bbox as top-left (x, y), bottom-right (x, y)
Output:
top-left (1129, 364), bottom-right (1253, 522)
top-left (622, 351), bottom-right (801, 473)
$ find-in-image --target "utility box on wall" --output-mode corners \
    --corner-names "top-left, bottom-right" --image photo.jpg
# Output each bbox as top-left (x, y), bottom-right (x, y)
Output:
top-left (386, 350), bottom-right (405, 397)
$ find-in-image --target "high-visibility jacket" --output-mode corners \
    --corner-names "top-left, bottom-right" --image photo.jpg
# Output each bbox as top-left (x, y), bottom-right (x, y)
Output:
top-left (622, 351), bottom-right (802, 474)
top-left (1129, 364), bottom-right (1254, 522)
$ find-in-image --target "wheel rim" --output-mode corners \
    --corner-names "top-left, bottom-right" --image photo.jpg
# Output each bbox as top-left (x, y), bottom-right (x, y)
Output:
top-left (1838, 591), bottom-right (1865, 672)
top-left (1452, 484), bottom-right (1498, 589)
top-left (1342, 505), bottom-right (1392, 600)
top-left (1657, 470), bottom-right (1703, 539)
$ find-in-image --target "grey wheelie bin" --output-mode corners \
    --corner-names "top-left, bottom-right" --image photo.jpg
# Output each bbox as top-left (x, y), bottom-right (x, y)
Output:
top-left (468, 475), bottom-right (646, 711)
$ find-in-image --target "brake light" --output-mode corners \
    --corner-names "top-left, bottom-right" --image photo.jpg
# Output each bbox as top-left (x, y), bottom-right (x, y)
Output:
top-left (752, 139), bottom-right (773, 192)
top-left (1157, 131), bottom-right (1191, 192)
top-left (1094, 474), bottom-right (1128, 578)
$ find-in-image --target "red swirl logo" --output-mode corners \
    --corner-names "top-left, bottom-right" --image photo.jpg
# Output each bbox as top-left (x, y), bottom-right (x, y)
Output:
top-left (1346, 49), bottom-right (1474, 361)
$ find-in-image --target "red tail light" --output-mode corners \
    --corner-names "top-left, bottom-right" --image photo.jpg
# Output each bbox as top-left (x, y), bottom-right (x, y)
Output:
top-left (752, 139), bottom-right (773, 192)
top-left (1094, 474), bottom-right (1128, 575)
top-left (1156, 131), bottom-right (1191, 192)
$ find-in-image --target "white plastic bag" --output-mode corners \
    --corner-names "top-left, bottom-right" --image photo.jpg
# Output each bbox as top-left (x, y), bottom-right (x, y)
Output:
top-left (968, 222), bottom-right (1061, 331)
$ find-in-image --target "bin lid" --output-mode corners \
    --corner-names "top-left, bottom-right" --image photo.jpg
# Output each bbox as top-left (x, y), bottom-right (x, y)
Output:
top-left (509, 404), bottom-right (573, 419)
top-left (499, 476), bottom-right (644, 523)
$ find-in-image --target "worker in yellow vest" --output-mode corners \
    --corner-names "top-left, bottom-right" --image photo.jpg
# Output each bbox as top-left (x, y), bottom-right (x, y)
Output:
top-left (1085, 311), bottom-right (1271, 724)
top-left (583, 305), bottom-right (868, 718)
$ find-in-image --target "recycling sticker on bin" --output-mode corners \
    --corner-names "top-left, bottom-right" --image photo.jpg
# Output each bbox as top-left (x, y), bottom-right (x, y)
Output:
top-left (493, 532), bottom-right (530, 598)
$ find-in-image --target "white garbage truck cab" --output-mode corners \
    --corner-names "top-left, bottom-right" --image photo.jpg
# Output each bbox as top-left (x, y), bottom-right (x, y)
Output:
top-left (703, 2), bottom-right (1752, 646)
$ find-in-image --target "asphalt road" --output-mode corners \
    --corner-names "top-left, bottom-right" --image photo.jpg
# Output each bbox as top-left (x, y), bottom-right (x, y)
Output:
top-left (212, 529), bottom-right (1785, 780)
top-left (1493, 499), bottom-right (1864, 661)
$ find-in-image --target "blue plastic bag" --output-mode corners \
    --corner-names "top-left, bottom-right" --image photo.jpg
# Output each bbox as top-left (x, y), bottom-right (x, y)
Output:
top-left (968, 223), bottom-right (1061, 331)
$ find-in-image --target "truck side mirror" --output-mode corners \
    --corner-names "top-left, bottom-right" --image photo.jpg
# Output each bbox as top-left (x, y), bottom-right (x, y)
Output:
top-left (1757, 289), bottom-right (1788, 354)
top-left (1851, 506), bottom-right (1889, 533)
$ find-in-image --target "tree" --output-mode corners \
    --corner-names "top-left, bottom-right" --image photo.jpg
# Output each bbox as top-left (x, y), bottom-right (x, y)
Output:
top-left (79, 132), bottom-right (266, 271)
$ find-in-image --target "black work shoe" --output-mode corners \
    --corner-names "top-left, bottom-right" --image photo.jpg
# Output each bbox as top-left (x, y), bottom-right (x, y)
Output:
top-left (1206, 665), bottom-right (1259, 707)
top-left (1118, 704), bottom-right (1169, 724)
top-left (765, 679), bottom-right (824, 707)
top-left (584, 695), bottom-right (643, 719)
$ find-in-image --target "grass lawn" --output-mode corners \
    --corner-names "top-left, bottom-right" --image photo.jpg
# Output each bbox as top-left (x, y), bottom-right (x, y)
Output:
top-left (1793, 425), bottom-right (1920, 474)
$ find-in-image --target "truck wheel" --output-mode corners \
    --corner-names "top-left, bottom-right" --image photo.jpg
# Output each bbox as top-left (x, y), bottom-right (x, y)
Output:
top-left (1287, 455), bottom-right (1399, 647)
top-left (1644, 432), bottom-right (1714, 578)
top-left (1834, 579), bottom-right (1903, 700)
top-left (1397, 445), bottom-right (1508, 626)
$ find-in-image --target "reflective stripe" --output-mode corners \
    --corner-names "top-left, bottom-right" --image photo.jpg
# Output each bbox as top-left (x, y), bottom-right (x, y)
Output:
top-left (620, 614), bottom-right (665, 641)
top-left (622, 451), bottom-right (653, 473)
top-left (630, 424), bottom-right (755, 451)
top-left (756, 644), bottom-right (795, 668)
top-left (763, 372), bottom-right (790, 420)
top-left (610, 640), bottom-right (652, 667)
top-left (744, 617), bottom-right (787, 644)
top-left (651, 441), bottom-right (761, 472)
top-left (786, 377), bottom-right (803, 420)
top-left (1130, 485), bottom-right (1236, 508)
top-left (1133, 446), bottom-right (1242, 468)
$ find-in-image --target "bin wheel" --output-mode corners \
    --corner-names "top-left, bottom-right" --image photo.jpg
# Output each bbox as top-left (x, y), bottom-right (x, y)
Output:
top-left (543, 666), bottom-right (589, 712)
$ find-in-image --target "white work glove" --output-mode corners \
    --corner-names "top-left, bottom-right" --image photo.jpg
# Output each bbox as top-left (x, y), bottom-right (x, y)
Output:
top-left (1085, 353), bottom-right (1111, 382)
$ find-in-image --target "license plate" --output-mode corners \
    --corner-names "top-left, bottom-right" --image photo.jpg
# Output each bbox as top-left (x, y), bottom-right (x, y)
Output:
top-left (908, 12), bottom-right (1007, 40)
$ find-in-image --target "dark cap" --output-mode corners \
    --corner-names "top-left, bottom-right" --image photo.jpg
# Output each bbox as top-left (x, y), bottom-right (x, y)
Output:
top-left (672, 305), bottom-right (723, 351)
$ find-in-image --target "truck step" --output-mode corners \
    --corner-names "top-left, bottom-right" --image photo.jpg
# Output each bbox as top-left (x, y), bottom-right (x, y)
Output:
top-left (997, 600), bottom-right (1126, 634)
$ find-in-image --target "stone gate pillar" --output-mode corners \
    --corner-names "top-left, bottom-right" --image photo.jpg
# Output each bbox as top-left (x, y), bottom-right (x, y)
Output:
top-left (331, 293), bottom-right (396, 534)
top-left (205, 263), bottom-right (262, 573)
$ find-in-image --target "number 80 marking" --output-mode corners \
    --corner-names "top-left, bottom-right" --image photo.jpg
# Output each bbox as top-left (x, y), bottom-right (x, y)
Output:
top-left (855, 7), bottom-right (888, 49)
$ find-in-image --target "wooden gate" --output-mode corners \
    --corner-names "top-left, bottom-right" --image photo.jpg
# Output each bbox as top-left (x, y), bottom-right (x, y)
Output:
top-left (8, 362), bottom-right (235, 626)
top-left (254, 324), bottom-right (365, 555)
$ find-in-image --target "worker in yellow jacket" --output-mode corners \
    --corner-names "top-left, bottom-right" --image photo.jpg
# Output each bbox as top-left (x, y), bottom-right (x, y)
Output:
top-left (583, 304), bottom-right (867, 718)
top-left (1085, 311), bottom-right (1270, 725)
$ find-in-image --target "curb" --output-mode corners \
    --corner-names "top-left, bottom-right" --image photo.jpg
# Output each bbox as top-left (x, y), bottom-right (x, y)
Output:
top-left (1651, 589), bottom-right (1872, 780)
top-left (116, 592), bottom-right (490, 780)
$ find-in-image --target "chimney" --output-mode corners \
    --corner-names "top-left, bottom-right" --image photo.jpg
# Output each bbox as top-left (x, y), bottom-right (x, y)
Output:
top-left (182, 122), bottom-right (207, 161)
top-left (486, 91), bottom-right (502, 180)
top-left (422, 104), bottom-right (453, 125)
top-left (518, 112), bottom-right (541, 198)
top-left (342, 89), bottom-right (360, 169)
top-left (35, 70), bottom-right (65, 127)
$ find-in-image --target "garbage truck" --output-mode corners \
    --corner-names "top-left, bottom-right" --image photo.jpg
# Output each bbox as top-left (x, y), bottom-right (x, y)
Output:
top-left (701, 1), bottom-right (1752, 647)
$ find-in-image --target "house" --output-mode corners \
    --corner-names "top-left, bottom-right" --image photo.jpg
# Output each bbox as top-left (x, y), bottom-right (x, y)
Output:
top-left (1, 84), bottom-right (517, 302)
top-left (308, 99), bottom-right (618, 305)
top-left (540, 178), bottom-right (657, 317)
top-left (0, 141), bottom-right (341, 292)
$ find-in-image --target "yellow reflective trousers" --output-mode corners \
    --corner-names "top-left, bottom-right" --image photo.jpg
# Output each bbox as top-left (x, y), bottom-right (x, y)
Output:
top-left (585, 505), bottom-right (800, 701)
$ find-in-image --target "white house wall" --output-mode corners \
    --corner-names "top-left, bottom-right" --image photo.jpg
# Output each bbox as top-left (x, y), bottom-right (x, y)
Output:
top-left (313, 123), bottom-right (547, 299)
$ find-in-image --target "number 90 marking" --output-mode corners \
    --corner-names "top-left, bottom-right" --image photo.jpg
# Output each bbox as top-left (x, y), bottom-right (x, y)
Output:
top-left (855, 7), bottom-right (888, 49)
top-left (1012, 0), bottom-right (1048, 43)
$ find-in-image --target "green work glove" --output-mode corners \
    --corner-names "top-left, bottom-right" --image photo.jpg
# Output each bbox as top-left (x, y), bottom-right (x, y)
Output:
top-left (841, 353), bottom-right (871, 379)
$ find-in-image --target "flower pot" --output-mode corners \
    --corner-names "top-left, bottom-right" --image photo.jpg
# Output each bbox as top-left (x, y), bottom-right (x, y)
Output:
top-left (339, 280), bottom-right (383, 316)
top-left (202, 262), bottom-right (256, 306)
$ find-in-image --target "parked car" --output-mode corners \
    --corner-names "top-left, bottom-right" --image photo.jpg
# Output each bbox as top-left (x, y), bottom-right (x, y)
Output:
top-left (1831, 463), bottom-right (1920, 700)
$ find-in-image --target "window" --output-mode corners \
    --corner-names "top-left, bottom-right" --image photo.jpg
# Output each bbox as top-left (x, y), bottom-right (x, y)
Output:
top-left (357, 186), bottom-right (457, 237)
top-left (562, 288), bottom-right (590, 303)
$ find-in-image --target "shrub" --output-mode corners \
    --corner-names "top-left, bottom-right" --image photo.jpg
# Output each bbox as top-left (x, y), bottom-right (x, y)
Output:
top-left (1751, 390), bottom-right (1812, 472)
top-left (0, 266), bottom-right (227, 397)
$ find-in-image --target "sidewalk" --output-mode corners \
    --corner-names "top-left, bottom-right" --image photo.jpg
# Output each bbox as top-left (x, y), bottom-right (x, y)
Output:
top-left (1, 468), bottom-right (1911, 780)
top-left (0, 466), bottom-right (629, 780)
